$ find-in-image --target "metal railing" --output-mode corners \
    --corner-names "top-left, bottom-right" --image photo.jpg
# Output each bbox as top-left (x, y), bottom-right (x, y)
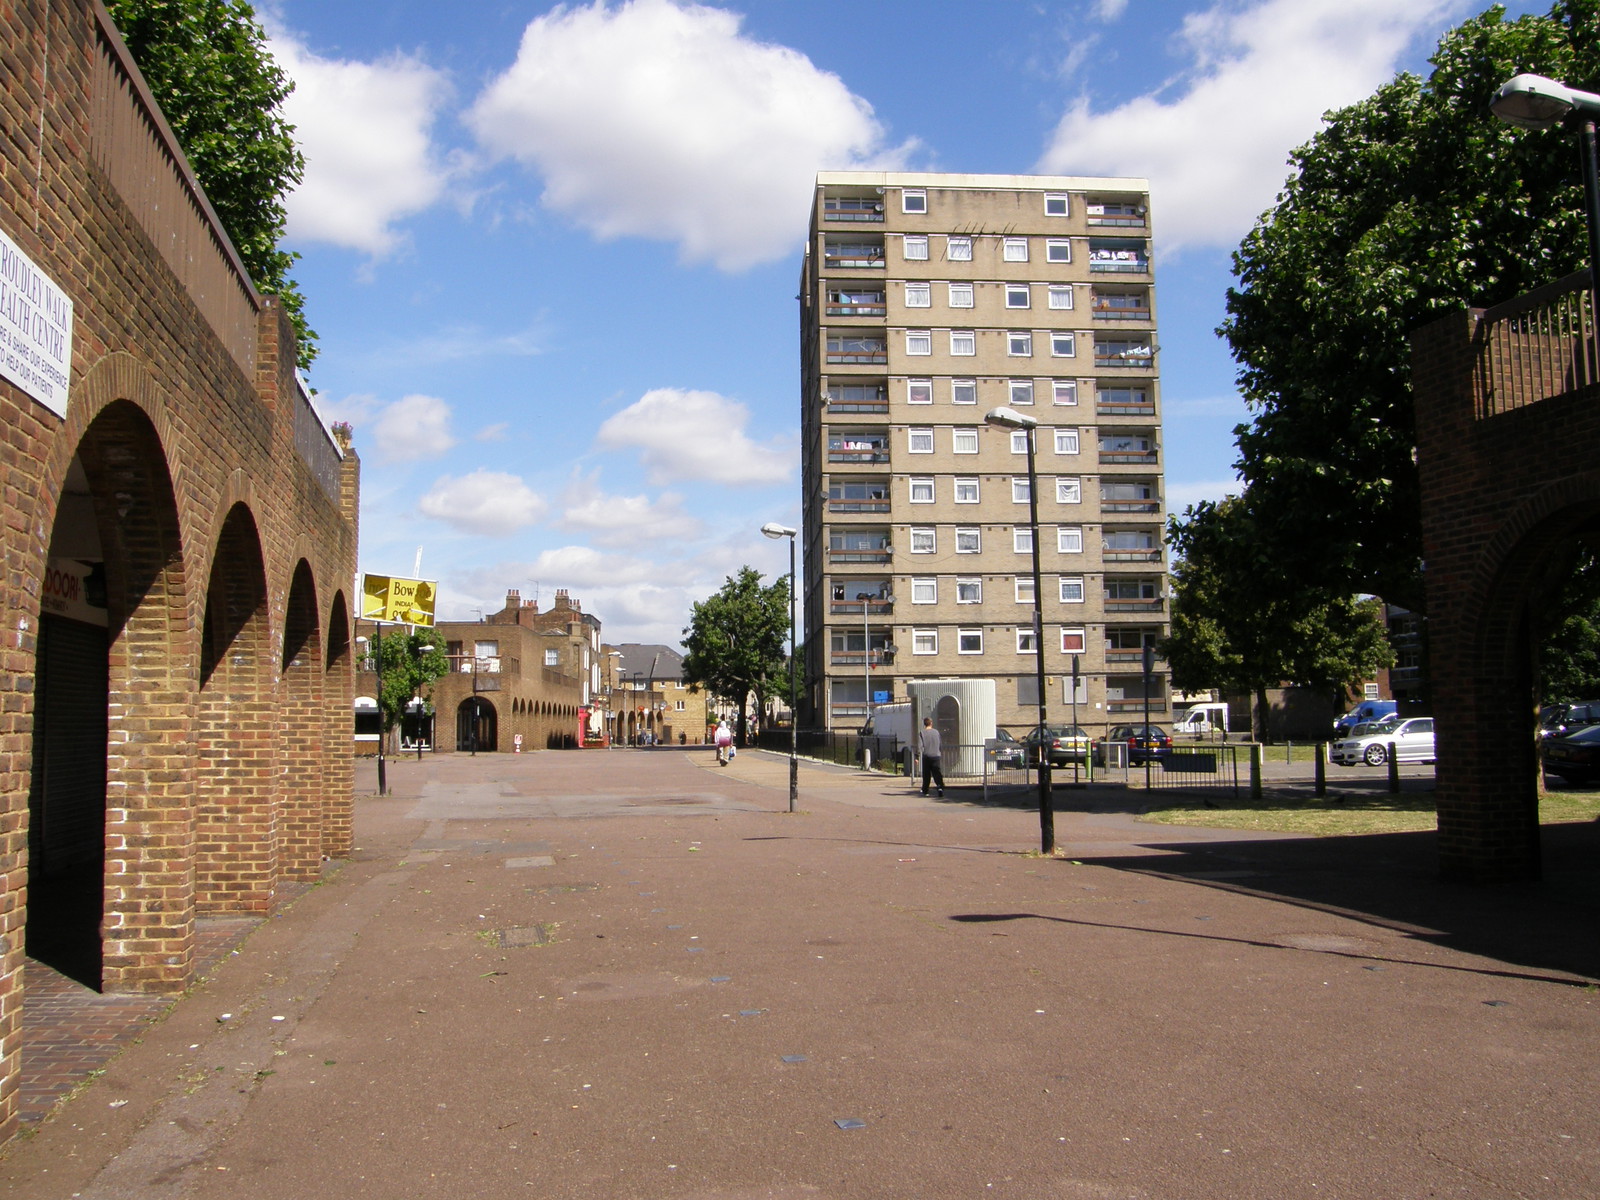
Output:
top-left (1476, 270), bottom-right (1598, 416)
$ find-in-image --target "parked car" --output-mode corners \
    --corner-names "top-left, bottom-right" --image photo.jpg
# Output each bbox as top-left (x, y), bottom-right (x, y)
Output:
top-left (1539, 701), bottom-right (1600, 740)
top-left (1348, 714), bottom-right (1405, 739)
top-left (1540, 723), bottom-right (1600, 783)
top-left (1020, 724), bottom-right (1091, 766)
top-left (1330, 717), bottom-right (1436, 766)
top-left (1102, 724), bottom-right (1173, 765)
top-left (1333, 700), bottom-right (1399, 738)
top-left (990, 728), bottom-right (1025, 770)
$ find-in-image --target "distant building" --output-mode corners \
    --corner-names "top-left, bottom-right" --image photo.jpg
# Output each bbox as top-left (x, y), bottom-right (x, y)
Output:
top-left (606, 643), bottom-right (708, 745)
top-left (799, 172), bottom-right (1169, 734)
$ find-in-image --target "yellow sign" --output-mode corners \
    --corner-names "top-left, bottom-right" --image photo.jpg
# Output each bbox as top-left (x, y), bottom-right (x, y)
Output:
top-left (361, 574), bottom-right (437, 627)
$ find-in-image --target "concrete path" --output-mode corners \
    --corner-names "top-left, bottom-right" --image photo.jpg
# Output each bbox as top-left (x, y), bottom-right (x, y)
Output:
top-left (4, 747), bottom-right (1598, 1199)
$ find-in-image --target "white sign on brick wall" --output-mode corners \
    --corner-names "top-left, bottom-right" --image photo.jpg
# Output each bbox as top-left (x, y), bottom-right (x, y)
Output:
top-left (0, 228), bottom-right (73, 417)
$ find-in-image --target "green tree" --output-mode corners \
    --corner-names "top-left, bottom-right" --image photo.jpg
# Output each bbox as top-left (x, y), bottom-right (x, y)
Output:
top-left (106, 0), bottom-right (317, 368)
top-left (1162, 498), bottom-right (1394, 739)
top-left (682, 567), bottom-right (790, 744)
top-left (1221, 0), bottom-right (1599, 614)
top-left (1539, 548), bottom-right (1600, 702)
top-left (368, 630), bottom-right (449, 743)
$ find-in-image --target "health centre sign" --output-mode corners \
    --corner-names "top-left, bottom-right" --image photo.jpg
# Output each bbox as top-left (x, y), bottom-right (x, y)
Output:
top-left (0, 228), bottom-right (72, 417)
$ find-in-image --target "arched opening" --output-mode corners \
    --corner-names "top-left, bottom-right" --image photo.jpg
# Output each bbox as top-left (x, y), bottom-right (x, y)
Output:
top-left (29, 402), bottom-right (189, 992)
top-left (457, 697), bottom-right (497, 752)
top-left (935, 695), bottom-right (961, 761)
top-left (323, 591), bottom-right (355, 859)
top-left (279, 562), bottom-right (323, 880)
top-left (195, 504), bottom-right (273, 911)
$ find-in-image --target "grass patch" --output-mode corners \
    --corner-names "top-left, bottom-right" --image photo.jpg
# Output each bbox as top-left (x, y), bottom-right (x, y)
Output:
top-left (1141, 787), bottom-right (1600, 837)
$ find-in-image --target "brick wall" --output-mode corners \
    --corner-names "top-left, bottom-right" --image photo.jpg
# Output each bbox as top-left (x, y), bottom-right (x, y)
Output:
top-left (0, 1), bottom-right (360, 1142)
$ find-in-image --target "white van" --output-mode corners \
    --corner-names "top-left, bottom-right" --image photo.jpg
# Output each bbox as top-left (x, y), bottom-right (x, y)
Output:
top-left (1173, 702), bottom-right (1229, 737)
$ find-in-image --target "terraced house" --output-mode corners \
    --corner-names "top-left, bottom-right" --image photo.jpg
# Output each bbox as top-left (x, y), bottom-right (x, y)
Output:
top-left (799, 172), bottom-right (1168, 735)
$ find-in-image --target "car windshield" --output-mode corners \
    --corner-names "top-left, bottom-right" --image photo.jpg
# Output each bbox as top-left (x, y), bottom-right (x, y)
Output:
top-left (993, 729), bottom-right (1019, 744)
top-left (1127, 726), bottom-right (1167, 738)
top-left (1562, 724), bottom-right (1600, 744)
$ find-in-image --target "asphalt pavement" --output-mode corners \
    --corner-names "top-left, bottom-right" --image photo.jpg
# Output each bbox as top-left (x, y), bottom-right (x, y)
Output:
top-left (4, 746), bottom-right (1597, 1199)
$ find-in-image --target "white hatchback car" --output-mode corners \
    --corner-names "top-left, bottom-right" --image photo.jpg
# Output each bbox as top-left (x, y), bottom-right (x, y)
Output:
top-left (1330, 717), bottom-right (1436, 766)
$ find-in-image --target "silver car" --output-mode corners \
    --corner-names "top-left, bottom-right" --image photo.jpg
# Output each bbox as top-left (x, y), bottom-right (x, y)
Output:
top-left (1330, 717), bottom-right (1436, 766)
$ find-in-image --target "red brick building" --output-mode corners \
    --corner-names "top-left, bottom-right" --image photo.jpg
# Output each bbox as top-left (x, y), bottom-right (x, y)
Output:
top-left (0, 2), bottom-right (360, 1140)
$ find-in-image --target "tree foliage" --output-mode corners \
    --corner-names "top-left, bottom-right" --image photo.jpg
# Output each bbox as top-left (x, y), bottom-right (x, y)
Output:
top-left (368, 630), bottom-right (450, 737)
top-left (1161, 498), bottom-right (1394, 739)
top-left (105, 0), bottom-right (317, 368)
top-left (1539, 548), bottom-right (1600, 703)
top-left (682, 567), bottom-right (791, 742)
top-left (1220, 0), bottom-right (1600, 613)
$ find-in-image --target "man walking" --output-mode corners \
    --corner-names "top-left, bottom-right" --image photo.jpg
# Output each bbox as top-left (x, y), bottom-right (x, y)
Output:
top-left (919, 716), bottom-right (945, 797)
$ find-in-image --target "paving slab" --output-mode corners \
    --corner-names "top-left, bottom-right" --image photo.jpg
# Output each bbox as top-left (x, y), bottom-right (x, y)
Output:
top-left (4, 746), bottom-right (1598, 1199)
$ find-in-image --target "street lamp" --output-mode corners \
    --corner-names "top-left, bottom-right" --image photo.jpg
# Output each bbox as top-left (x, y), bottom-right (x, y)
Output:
top-left (415, 642), bottom-right (434, 760)
top-left (985, 405), bottom-right (1053, 854)
top-left (762, 521), bottom-right (800, 813)
top-left (605, 649), bottom-right (623, 747)
top-left (1491, 73), bottom-right (1600, 294)
top-left (356, 632), bottom-right (387, 797)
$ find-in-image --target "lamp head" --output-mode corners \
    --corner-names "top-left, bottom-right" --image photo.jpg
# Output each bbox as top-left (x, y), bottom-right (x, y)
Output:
top-left (761, 522), bottom-right (797, 539)
top-left (1491, 73), bottom-right (1600, 130)
top-left (984, 405), bottom-right (1038, 430)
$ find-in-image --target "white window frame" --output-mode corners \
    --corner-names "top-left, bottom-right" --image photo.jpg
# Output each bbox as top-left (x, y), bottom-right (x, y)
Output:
top-left (908, 427), bottom-right (934, 454)
top-left (1053, 380), bottom-right (1078, 406)
top-left (955, 527), bottom-right (981, 554)
top-left (952, 428), bottom-right (979, 454)
top-left (1057, 526), bottom-right (1083, 554)
top-left (1012, 477), bottom-right (1031, 503)
top-left (1008, 331), bottom-right (1033, 357)
top-left (905, 329), bottom-right (932, 356)
top-left (904, 281), bottom-right (931, 308)
top-left (911, 577), bottom-right (937, 605)
top-left (906, 378), bottom-right (933, 405)
top-left (1046, 238), bottom-right (1072, 263)
top-left (1013, 526), bottom-right (1034, 553)
top-left (1016, 628), bottom-right (1038, 653)
top-left (954, 477), bottom-right (980, 504)
top-left (1015, 576), bottom-right (1036, 603)
top-left (1003, 237), bottom-right (1029, 262)
top-left (910, 527), bottom-right (936, 554)
top-left (908, 476), bottom-right (935, 503)
top-left (951, 378), bottom-right (977, 405)
top-left (957, 628), bottom-right (984, 655)
top-left (902, 189), bottom-right (927, 214)
top-left (946, 235), bottom-right (973, 261)
top-left (1059, 576), bottom-right (1086, 603)
top-left (912, 629), bottom-right (939, 655)
top-left (1048, 285), bottom-right (1073, 310)
top-left (1056, 477), bottom-right (1082, 504)
top-left (955, 577), bottom-right (982, 605)
top-left (1044, 193), bottom-right (1069, 216)
top-left (1010, 432), bottom-right (1030, 456)
top-left (1054, 429), bottom-right (1079, 455)
top-left (1005, 283), bottom-right (1030, 309)
top-left (1061, 627), bottom-right (1087, 654)
top-left (950, 330), bottom-right (976, 356)
top-left (903, 234), bottom-right (929, 261)
top-left (1051, 332), bottom-right (1076, 358)
top-left (947, 281), bottom-right (974, 308)
top-left (1009, 379), bottom-right (1034, 406)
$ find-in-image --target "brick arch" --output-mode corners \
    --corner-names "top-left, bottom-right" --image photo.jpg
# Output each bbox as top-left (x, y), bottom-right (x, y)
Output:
top-left (195, 503), bottom-right (274, 911)
top-left (279, 561), bottom-right (323, 880)
top-left (322, 590), bottom-right (354, 858)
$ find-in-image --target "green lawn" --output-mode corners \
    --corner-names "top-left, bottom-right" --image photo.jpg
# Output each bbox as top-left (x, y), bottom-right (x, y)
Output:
top-left (1140, 787), bottom-right (1600, 837)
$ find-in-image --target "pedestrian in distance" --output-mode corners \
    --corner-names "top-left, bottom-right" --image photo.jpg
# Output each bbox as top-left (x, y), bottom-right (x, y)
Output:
top-left (919, 716), bottom-right (945, 797)
top-left (714, 719), bottom-right (733, 766)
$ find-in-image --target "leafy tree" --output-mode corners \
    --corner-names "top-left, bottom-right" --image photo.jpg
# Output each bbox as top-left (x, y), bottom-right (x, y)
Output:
top-left (1162, 498), bottom-right (1394, 739)
top-left (1539, 548), bottom-right (1600, 702)
top-left (682, 567), bottom-right (790, 744)
top-left (1220, 0), bottom-right (1599, 614)
top-left (368, 630), bottom-right (449, 743)
top-left (105, 0), bottom-right (317, 368)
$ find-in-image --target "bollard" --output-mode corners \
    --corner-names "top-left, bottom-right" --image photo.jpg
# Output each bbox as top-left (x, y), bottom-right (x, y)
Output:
top-left (1387, 742), bottom-right (1401, 793)
top-left (1314, 741), bottom-right (1326, 797)
top-left (1286, 740), bottom-right (1292, 765)
top-left (1249, 742), bottom-right (1263, 800)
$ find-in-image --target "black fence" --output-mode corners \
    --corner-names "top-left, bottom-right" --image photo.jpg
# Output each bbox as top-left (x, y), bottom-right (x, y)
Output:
top-left (756, 728), bottom-right (907, 773)
top-left (1097, 741), bottom-right (1244, 800)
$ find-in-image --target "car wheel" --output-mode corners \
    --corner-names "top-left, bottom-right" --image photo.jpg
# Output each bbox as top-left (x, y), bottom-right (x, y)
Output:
top-left (1363, 744), bottom-right (1388, 766)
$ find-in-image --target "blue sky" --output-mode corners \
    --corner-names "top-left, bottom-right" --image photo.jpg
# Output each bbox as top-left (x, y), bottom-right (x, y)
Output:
top-left (262, 0), bottom-right (1542, 644)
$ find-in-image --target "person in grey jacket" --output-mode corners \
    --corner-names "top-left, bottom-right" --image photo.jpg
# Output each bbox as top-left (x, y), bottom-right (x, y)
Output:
top-left (919, 716), bottom-right (945, 797)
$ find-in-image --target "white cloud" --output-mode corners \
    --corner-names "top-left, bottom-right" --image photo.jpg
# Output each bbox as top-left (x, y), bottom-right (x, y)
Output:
top-left (465, 0), bottom-right (908, 270)
top-left (1095, 0), bottom-right (1130, 19)
top-left (558, 474), bottom-right (705, 548)
top-left (595, 387), bottom-right (794, 487)
top-left (270, 27), bottom-right (451, 255)
top-left (1036, 0), bottom-right (1460, 252)
top-left (418, 470), bottom-right (548, 536)
top-left (361, 320), bottom-right (546, 368)
top-left (372, 393), bottom-right (456, 462)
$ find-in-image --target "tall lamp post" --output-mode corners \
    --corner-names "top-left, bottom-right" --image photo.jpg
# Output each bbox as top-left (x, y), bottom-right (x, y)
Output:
top-left (414, 642), bottom-right (434, 761)
top-left (761, 521), bottom-right (800, 813)
top-left (1491, 73), bottom-right (1600, 295)
top-left (356, 631), bottom-right (387, 796)
top-left (985, 406), bottom-right (1053, 854)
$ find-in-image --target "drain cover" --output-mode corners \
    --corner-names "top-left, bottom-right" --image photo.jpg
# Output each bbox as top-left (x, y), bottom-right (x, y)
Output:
top-left (495, 924), bottom-right (555, 948)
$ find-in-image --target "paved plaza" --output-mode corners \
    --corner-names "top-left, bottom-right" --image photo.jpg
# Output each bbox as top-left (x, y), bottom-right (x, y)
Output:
top-left (4, 747), bottom-right (1598, 1199)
